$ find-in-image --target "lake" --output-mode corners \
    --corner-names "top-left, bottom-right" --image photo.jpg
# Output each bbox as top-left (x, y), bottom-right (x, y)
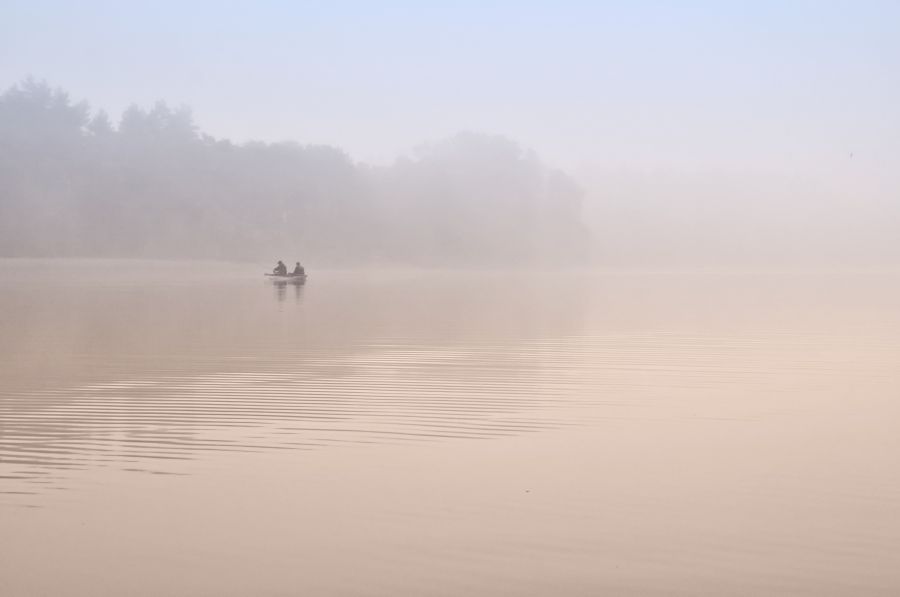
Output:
top-left (2, 260), bottom-right (899, 595)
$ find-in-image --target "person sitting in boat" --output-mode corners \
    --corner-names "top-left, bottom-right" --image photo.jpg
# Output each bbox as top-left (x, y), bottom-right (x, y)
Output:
top-left (292, 262), bottom-right (305, 276)
top-left (273, 260), bottom-right (287, 276)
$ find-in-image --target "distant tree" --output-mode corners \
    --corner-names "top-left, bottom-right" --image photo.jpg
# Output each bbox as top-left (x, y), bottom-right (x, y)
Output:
top-left (378, 132), bottom-right (588, 265)
top-left (0, 79), bottom-right (590, 264)
top-left (118, 104), bottom-right (147, 138)
top-left (87, 110), bottom-right (114, 136)
top-left (0, 78), bottom-right (89, 138)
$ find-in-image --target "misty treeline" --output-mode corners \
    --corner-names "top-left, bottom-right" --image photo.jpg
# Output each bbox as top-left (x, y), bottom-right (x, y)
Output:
top-left (0, 79), bottom-right (588, 265)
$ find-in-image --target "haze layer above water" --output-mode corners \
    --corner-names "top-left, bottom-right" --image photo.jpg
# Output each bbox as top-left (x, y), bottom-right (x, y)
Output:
top-left (2, 261), bottom-right (899, 595)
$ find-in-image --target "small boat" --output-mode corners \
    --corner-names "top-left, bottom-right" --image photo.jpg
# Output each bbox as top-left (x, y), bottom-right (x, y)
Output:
top-left (265, 273), bottom-right (307, 283)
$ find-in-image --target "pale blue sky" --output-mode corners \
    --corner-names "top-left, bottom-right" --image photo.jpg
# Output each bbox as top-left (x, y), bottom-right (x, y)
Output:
top-left (2, 0), bottom-right (898, 173)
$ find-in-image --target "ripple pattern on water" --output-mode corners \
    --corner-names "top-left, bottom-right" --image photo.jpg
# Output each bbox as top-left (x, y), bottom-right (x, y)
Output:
top-left (4, 331), bottom-right (892, 499)
top-left (1, 341), bottom-right (580, 491)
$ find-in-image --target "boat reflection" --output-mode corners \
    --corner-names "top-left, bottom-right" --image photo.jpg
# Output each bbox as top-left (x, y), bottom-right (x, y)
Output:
top-left (272, 278), bottom-right (305, 302)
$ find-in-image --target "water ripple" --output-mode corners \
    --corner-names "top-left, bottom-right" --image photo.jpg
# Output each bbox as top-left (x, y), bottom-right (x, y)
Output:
top-left (2, 333), bottom-right (894, 496)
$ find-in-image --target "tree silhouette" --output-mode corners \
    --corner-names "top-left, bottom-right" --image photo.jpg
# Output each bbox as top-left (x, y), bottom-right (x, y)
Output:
top-left (0, 79), bottom-right (589, 264)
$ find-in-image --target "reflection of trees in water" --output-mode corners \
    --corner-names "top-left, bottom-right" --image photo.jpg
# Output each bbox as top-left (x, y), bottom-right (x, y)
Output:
top-left (0, 267), bottom-right (591, 417)
top-left (0, 79), bottom-right (588, 266)
top-left (0, 267), bottom-right (592, 493)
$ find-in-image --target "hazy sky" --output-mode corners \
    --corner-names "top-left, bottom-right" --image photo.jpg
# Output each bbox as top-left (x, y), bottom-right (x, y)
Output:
top-left (3, 0), bottom-right (898, 173)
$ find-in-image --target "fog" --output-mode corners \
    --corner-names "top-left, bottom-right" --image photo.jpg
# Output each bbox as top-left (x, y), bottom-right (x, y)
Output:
top-left (2, 76), bottom-right (898, 269)
top-left (580, 166), bottom-right (900, 270)
top-left (5, 5), bottom-right (900, 595)
top-left (2, 2), bottom-right (899, 269)
top-left (0, 80), bottom-right (587, 266)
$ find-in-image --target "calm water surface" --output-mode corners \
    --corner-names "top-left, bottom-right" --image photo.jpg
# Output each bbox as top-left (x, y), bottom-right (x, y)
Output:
top-left (2, 260), bottom-right (899, 595)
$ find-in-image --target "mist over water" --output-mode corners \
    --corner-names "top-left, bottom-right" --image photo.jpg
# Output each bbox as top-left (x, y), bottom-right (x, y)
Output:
top-left (4, 76), bottom-right (898, 271)
top-left (0, 80), bottom-right (587, 266)
top-left (2, 261), bottom-right (900, 595)
top-left (3, 2), bottom-right (900, 594)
